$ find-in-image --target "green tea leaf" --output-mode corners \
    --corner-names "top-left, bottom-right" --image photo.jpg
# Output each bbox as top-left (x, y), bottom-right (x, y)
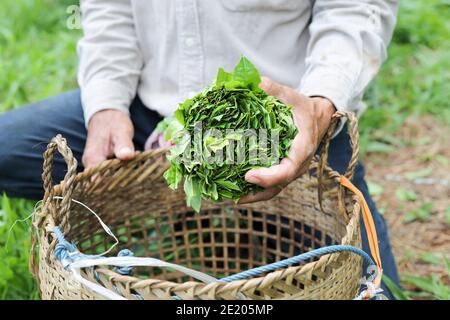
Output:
top-left (216, 67), bottom-right (232, 85)
top-left (164, 117), bottom-right (184, 141)
top-left (167, 133), bottom-right (190, 158)
top-left (232, 56), bottom-right (261, 91)
top-left (204, 136), bottom-right (229, 153)
top-left (184, 176), bottom-right (202, 213)
top-left (155, 118), bottom-right (170, 133)
top-left (174, 109), bottom-right (185, 126)
top-left (216, 179), bottom-right (241, 191)
top-left (163, 165), bottom-right (183, 190)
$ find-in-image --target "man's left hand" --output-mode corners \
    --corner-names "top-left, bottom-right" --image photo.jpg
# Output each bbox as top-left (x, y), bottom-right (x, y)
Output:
top-left (239, 77), bottom-right (336, 204)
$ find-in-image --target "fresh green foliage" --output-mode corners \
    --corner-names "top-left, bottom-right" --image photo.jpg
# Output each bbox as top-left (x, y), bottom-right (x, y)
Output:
top-left (0, 0), bottom-right (81, 112)
top-left (396, 253), bottom-right (450, 300)
top-left (359, 0), bottom-right (450, 155)
top-left (418, 252), bottom-right (444, 265)
top-left (0, 195), bottom-right (38, 299)
top-left (0, 0), bottom-right (81, 300)
top-left (395, 188), bottom-right (418, 202)
top-left (382, 275), bottom-right (411, 300)
top-left (435, 155), bottom-right (449, 166)
top-left (403, 274), bottom-right (450, 299)
top-left (445, 207), bottom-right (450, 225)
top-left (404, 202), bottom-right (433, 223)
top-left (404, 167), bottom-right (433, 180)
top-left (164, 57), bottom-right (298, 212)
top-left (367, 181), bottom-right (384, 197)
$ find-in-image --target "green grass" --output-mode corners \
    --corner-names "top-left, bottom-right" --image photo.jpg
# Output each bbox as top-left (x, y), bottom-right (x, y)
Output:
top-left (0, 0), bottom-right (80, 299)
top-left (0, 0), bottom-right (449, 299)
top-left (384, 256), bottom-right (450, 300)
top-left (0, 195), bottom-right (37, 299)
top-left (359, 0), bottom-right (450, 154)
top-left (0, 0), bottom-right (80, 112)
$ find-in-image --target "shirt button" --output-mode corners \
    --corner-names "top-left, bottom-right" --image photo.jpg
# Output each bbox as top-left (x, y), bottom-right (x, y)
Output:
top-left (185, 37), bottom-right (196, 47)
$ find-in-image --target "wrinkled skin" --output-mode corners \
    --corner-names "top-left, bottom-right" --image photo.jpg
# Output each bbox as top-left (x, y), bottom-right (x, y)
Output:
top-left (239, 77), bottom-right (336, 204)
top-left (83, 109), bottom-right (136, 168)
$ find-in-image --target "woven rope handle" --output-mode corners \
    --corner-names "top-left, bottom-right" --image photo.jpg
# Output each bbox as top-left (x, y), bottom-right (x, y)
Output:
top-left (42, 134), bottom-right (78, 229)
top-left (316, 111), bottom-right (359, 221)
top-left (320, 111), bottom-right (359, 180)
top-left (30, 135), bottom-right (78, 277)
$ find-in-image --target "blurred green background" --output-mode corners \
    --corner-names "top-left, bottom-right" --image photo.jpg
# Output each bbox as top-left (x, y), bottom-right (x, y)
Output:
top-left (0, 0), bottom-right (449, 299)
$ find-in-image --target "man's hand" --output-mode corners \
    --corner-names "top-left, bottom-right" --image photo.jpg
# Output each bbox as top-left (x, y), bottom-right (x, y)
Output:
top-left (239, 77), bottom-right (336, 204)
top-left (82, 109), bottom-right (135, 168)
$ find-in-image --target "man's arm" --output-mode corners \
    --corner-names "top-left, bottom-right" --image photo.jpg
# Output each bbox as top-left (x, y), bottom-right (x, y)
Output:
top-left (300, 0), bottom-right (398, 114)
top-left (78, 0), bottom-right (143, 168)
top-left (241, 0), bottom-right (398, 203)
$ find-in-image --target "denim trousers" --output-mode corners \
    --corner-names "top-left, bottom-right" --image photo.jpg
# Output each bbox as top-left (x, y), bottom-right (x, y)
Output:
top-left (0, 89), bottom-right (400, 298)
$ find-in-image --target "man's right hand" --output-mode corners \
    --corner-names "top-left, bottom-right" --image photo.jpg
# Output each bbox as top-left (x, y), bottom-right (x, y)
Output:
top-left (82, 109), bottom-right (136, 169)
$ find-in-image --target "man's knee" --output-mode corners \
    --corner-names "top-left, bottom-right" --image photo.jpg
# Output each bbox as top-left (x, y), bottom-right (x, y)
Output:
top-left (0, 91), bottom-right (85, 199)
top-left (0, 108), bottom-right (51, 198)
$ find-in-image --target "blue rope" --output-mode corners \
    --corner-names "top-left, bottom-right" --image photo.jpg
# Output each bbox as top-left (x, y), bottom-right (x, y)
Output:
top-left (114, 249), bottom-right (134, 275)
top-left (53, 226), bottom-right (132, 274)
top-left (220, 245), bottom-right (375, 282)
top-left (53, 227), bottom-right (84, 269)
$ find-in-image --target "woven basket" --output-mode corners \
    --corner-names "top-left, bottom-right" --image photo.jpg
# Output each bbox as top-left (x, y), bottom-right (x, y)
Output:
top-left (30, 111), bottom-right (376, 300)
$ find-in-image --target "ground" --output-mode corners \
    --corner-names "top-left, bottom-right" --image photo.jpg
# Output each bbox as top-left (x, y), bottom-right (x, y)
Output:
top-left (0, 0), bottom-right (449, 299)
top-left (364, 116), bottom-right (450, 299)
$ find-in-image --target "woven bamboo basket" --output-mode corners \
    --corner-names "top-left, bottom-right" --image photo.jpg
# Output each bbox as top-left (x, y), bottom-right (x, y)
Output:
top-left (30, 111), bottom-right (379, 300)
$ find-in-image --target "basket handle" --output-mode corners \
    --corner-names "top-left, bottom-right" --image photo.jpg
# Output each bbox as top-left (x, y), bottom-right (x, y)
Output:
top-left (319, 111), bottom-right (359, 180)
top-left (316, 111), bottom-right (359, 223)
top-left (30, 135), bottom-right (78, 277)
top-left (41, 134), bottom-right (78, 228)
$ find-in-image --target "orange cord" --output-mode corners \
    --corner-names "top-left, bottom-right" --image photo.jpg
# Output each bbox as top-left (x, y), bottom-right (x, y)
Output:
top-left (339, 176), bottom-right (383, 287)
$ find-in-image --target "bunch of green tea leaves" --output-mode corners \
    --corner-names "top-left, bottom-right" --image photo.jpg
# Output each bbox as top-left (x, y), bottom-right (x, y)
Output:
top-left (163, 57), bottom-right (298, 212)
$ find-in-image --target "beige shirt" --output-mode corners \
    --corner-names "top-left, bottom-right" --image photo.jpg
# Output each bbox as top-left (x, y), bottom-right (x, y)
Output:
top-left (78, 0), bottom-right (398, 126)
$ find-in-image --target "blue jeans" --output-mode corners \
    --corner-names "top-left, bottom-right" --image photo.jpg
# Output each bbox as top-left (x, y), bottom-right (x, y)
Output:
top-left (0, 89), bottom-right (400, 298)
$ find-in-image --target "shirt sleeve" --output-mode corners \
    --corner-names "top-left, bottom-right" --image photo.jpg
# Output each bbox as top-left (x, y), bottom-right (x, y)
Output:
top-left (77, 0), bottom-right (143, 126)
top-left (299, 0), bottom-right (398, 119)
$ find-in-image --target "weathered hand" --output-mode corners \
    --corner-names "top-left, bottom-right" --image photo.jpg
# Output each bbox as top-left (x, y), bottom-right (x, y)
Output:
top-left (239, 77), bottom-right (336, 203)
top-left (82, 109), bottom-right (135, 168)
